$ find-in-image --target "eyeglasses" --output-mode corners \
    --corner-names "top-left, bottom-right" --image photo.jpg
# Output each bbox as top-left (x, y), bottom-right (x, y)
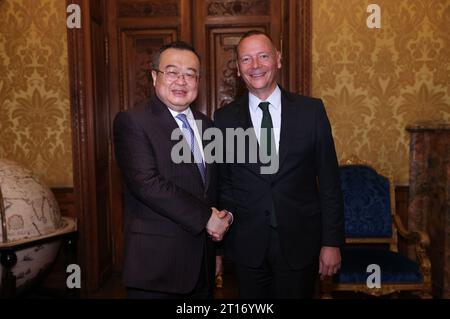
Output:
top-left (154, 69), bottom-right (199, 83)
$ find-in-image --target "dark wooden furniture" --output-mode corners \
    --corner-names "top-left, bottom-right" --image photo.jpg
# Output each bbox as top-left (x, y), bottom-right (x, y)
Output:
top-left (407, 122), bottom-right (450, 298)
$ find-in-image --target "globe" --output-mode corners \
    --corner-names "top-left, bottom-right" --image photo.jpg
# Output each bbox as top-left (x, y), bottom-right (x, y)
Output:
top-left (0, 159), bottom-right (76, 294)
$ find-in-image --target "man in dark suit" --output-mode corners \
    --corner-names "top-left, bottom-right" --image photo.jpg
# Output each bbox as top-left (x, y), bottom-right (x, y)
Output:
top-left (214, 31), bottom-right (344, 298)
top-left (113, 41), bottom-right (232, 299)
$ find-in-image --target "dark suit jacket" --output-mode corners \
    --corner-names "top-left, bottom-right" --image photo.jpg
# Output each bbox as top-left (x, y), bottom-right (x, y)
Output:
top-left (214, 87), bottom-right (344, 269)
top-left (113, 95), bottom-right (217, 294)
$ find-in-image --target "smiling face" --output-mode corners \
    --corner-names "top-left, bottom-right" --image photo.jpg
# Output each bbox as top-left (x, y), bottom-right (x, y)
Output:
top-left (236, 34), bottom-right (282, 100)
top-left (151, 48), bottom-right (200, 112)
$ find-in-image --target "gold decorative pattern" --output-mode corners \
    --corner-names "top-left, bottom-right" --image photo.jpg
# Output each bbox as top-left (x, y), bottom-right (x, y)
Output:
top-left (0, 0), bottom-right (72, 187)
top-left (312, 0), bottom-right (450, 185)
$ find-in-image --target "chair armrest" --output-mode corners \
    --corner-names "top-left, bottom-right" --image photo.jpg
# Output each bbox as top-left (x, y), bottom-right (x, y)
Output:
top-left (393, 214), bottom-right (430, 248)
top-left (393, 214), bottom-right (432, 287)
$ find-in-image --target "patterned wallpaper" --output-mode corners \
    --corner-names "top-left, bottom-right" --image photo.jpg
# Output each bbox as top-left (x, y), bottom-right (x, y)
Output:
top-left (0, 0), bottom-right (72, 187)
top-left (1, 0), bottom-right (449, 187)
top-left (312, 0), bottom-right (450, 185)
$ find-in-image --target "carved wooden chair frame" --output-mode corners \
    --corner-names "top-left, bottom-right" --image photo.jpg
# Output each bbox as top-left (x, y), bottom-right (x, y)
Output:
top-left (321, 155), bottom-right (432, 298)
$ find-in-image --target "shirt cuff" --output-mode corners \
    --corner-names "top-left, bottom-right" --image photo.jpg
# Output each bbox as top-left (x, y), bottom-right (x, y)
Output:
top-left (227, 211), bottom-right (234, 225)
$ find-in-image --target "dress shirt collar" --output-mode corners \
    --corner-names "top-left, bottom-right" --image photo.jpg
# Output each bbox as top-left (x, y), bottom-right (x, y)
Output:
top-left (248, 85), bottom-right (281, 112)
top-left (167, 106), bottom-right (194, 121)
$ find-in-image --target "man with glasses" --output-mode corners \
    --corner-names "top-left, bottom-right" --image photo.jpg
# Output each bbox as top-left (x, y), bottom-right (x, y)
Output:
top-left (113, 41), bottom-right (232, 299)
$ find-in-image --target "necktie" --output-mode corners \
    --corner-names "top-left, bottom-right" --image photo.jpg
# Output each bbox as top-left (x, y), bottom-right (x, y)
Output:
top-left (258, 102), bottom-right (276, 157)
top-left (176, 113), bottom-right (206, 183)
top-left (258, 102), bottom-right (277, 228)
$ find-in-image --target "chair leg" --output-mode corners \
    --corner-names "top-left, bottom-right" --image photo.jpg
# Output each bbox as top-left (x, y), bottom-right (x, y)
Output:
top-left (215, 272), bottom-right (223, 288)
top-left (419, 291), bottom-right (433, 299)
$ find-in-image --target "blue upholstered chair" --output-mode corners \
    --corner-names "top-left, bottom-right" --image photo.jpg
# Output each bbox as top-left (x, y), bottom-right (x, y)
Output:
top-left (321, 157), bottom-right (432, 298)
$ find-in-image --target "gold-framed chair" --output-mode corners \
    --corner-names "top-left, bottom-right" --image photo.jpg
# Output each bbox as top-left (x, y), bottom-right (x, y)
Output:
top-left (321, 156), bottom-right (432, 298)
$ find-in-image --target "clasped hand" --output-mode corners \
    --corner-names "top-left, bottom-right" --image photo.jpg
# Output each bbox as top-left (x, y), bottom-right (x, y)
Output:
top-left (206, 207), bottom-right (232, 242)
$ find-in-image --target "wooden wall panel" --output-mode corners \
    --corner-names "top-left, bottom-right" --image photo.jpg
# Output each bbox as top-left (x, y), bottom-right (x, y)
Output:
top-left (117, 0), bottom-right (180, 18)
top-left (120, 30), bottom-right (176, 109)
top-left (91, 13), bottom-right (113, 285)
top-left (208, 29), bottom-right (257, 113)
top-left (205, 0), bottom-right (270, 16)
top-left (52, 188), bottom-right (76, 219)
top-left (194, 0), bottom-right (282, 116)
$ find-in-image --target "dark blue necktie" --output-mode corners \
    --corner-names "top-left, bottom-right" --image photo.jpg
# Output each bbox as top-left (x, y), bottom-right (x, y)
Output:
top-left (176, 113), bottom-right (206, 183)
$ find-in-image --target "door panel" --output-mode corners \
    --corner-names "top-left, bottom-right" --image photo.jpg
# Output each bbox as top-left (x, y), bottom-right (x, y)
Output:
top-left (121, 30), bottom-right (176, 109)
top-left (194, 0), bottom-right (282, 116)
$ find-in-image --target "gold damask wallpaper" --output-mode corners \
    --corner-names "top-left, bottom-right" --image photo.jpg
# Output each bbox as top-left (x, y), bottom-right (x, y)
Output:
top-left (312, 0), bottom-right (450, 185)
top-left (0, 0), bottom-right (449, 188)
top-left (0, 0), bottom-right (72, 186)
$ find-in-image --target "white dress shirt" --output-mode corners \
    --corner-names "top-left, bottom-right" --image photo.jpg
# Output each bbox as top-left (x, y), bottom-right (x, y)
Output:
top-left (168, 107), bottom-right (205, 162)
top-left (248, 86), bottom-right (282, 153)
top-left (168, 106), bottom-right (234, 225)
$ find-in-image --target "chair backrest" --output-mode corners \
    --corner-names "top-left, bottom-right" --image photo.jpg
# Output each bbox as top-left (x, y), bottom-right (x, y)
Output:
top-left (339, 158), bottom-right (398, 250)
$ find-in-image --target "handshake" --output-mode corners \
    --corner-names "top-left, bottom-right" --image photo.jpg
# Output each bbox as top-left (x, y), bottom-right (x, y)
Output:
top-left (206, 207), bottom-right (232, 242)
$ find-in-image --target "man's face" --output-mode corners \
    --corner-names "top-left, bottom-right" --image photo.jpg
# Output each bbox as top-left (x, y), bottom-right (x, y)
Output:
top-left (237, 34), bottom-right (281, 100)
top-left (151, 48), bottom-right (200, 112)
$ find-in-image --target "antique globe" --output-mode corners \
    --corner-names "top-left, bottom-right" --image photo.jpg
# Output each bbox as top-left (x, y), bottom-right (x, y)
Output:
top-left (0, 159), bottom-right (76, 295)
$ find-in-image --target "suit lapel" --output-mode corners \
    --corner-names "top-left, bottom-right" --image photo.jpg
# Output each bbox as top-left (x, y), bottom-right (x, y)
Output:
top-left (277, 89), bottom-right (297, 177)
top-left (149, 95), bottom-right (180, 146)
top-left (235, 94), bottom-right (273, 181)
top-left (150, 96), bottom-right (205, 188)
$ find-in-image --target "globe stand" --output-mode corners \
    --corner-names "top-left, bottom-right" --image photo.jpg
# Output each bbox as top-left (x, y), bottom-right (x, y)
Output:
top-left (0, 217), bottom-right (77, 298)
top-left (0, 249), bottom-right (17, 297)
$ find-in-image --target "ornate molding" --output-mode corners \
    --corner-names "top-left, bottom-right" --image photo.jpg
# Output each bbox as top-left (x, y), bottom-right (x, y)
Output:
top-left (207, 0), bottom-right (269, 16)
top-left (132, 40), bottom-right (156, 107)
top-left (118, 0), bottom-right (179, 18)
top-left (218, 50), bottom-right (239, 107)
top-left (298, 0), bottom-right (311, 96)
